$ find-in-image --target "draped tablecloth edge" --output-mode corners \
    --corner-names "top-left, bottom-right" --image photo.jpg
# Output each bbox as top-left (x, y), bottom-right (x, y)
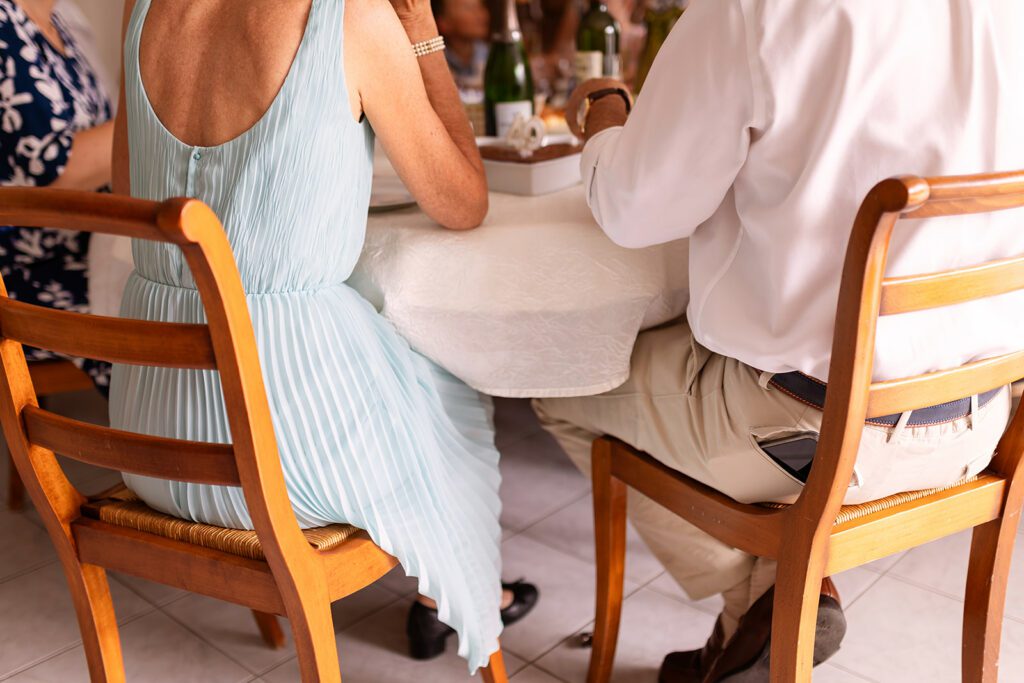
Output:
top-left (470, 371), bottom-right (630, 400)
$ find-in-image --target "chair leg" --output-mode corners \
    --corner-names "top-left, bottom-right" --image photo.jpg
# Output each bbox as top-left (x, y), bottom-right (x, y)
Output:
top-left (7, 456), bottom-right (25, 511)
top-left (480, 647), bottom-right (509, 683)
top-left (253, 610), bottom-right (286, 649)
top-left (62, 561), bottom-right (126, 683)
top-left (769, 553), bottom-right (824, 683)
top-left (586, 438), bottom-right (628, 683)
top-left (963, 517), bottom-right (1018, 683)
top-left (288, 596), bottom-right (342, 683)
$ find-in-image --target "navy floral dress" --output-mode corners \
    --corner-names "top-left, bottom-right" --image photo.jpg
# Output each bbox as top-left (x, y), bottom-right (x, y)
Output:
top-left (0, 0), bottom-right (112, 391)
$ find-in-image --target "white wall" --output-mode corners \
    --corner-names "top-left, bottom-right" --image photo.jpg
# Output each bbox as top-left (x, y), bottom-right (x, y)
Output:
top-left (66, 0), bottom-right (125, 85)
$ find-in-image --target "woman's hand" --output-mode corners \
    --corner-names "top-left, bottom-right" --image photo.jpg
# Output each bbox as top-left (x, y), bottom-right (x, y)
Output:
top-left (387, 0), bottom-right (436, 38)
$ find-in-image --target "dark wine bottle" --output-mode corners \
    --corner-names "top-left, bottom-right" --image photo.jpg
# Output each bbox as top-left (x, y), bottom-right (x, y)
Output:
top-left (636, 3), bottom-right (683, 92)
top-left (484, 0), bottom-right (536, 138)
top-left (575, 0), bottom-right (622, 84)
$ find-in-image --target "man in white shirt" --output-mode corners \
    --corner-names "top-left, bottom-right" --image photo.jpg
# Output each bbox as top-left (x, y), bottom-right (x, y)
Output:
top-left (533, 0), bottom-right (1024, 679)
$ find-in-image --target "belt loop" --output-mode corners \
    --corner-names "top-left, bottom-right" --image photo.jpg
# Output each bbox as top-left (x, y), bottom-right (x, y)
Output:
top-left (758, 371), bottom-right (774, 390)
top-left (969, 394), bottom-right (979, 430)
top-left (888, 410), bottom-right (913, 443)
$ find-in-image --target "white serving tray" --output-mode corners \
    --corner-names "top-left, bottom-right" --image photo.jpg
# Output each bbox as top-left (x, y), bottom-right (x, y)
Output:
top-left (478, 135), bottom-right (582, 196)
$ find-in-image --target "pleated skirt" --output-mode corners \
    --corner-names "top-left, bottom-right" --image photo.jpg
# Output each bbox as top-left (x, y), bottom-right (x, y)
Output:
top-left (109, 271), bottom-right (503, 671)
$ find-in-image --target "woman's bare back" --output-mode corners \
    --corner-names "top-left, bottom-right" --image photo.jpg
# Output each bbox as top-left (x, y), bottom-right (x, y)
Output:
top-left (139, 0), bottom-right (317, 147)
top-left (117, 0), bottom-right (488, 229)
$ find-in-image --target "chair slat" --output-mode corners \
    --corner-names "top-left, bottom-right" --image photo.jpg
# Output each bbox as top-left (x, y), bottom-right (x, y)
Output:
top-left (23, 406), bottom-right (240, 486)
top-left (900, 172), bottom-right (1024, 219)
top-left (903, 194), bottom-right (1024, 219)
top-left (867, 351), bottom-right (1024, 418)
top-left (0, 298), bottom-right (216, 369)
top-left (825, 475), bottom-right (1005, 576)
top-left (880, 256), bottom-right (1024, 315)
top-left (0, 189), bottom-right (169, 242)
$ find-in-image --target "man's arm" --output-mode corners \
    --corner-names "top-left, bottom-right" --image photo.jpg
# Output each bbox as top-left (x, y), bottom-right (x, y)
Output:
top-left (572, 0), bottom-right (761, 248)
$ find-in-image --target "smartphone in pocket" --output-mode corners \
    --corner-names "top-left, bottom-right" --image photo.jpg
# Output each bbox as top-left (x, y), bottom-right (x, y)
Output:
top-left (758, 432), bottom-right (819, 483)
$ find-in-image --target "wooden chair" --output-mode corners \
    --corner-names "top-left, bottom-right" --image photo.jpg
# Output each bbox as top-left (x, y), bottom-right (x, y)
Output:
top-left (6, 360), bottom-right (94, 510)
top-left (0, 189), bottom-right (508, 683)
top-left (587, 171), bottom-right (1024, 683)
top-left (5, 360), bottom-right (287, 651)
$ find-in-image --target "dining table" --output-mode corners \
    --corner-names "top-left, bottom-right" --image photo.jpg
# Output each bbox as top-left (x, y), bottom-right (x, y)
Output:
top-left (89, 153), bottom-right (689, 399)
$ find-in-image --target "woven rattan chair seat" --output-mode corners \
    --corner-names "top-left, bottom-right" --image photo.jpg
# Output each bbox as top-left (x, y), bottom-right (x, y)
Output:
top-left (758, 476), bottom-right (978, 526)
top-left (82, 486), bottom-right (361, 562)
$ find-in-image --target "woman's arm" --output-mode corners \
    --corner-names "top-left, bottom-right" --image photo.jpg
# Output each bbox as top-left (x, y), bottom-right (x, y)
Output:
top-left (0, 8), bottom-right (113, 193)
top-left (51, 121), bottom-right (114, 191)
top-left (345, 0), bottom-right (488, 230)
top-left (111, 0), bottom-right (137, 196)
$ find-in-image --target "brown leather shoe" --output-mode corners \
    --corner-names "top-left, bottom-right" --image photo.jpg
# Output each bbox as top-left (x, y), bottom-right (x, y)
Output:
top-left (658, 617), bottom-right (726, 683)
top-left (702, 578), bottom-right (846, 682)
top-left (658, 578), bottom-right (846, 683)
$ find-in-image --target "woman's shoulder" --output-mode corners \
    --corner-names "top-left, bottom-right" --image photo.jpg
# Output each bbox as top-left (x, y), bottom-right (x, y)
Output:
top-left (344, 0), bottom-right (399, 30)
top-left (343, 0), bottom-right (419, 69)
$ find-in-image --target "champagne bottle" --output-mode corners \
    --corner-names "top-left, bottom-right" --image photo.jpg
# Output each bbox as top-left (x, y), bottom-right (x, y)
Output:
top-left (484, 0), bottom-right (536, 138)
top-left (636, 2), bottom-right (683, 93)
top-left (575, 0), bottom-right (622, 84)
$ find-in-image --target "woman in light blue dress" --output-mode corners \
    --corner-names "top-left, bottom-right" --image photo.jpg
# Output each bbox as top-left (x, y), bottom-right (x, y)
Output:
top-left (110, 0), bottom-right (535, 671)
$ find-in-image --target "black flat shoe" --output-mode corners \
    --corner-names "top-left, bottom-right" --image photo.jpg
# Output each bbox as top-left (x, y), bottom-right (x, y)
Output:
top-left (406, 580), bottom-right (541, 660)
top-left (499, 579), bottom-right (539, 626)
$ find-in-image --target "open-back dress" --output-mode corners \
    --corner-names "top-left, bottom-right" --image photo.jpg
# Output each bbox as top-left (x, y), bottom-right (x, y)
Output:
top-left (109, 0), bottom-right (503, 670)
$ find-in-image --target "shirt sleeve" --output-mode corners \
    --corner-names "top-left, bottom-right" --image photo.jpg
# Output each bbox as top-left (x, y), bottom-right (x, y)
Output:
top-left (0, 14), bottom-right (74, 188)
top-left (581, 0), bottom-right (761, 248)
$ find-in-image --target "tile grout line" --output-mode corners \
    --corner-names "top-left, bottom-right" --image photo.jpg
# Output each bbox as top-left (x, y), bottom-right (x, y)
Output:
top-left (873, 571), bottom-right (969, 605)
top-left (511, 581), bottom-right (669, 671)
top-left (839, 570), bottom-right (886, 610)
top-left (250, 589), bottom-right (414, 678)
top-left (525, 659), bottom-right (572, 683)
top-left (158, 601), bottom-right (280, 678)
top-left (0, 557), bottom-right (59, 586)
top-left (0, 600), bottom-right (161, 682)
top-left (826, 660), bottom-right (882, 682)
top-left (505, 489), bottom-right (592, 539)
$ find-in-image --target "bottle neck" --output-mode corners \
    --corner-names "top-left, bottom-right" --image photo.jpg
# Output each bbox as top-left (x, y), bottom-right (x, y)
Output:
top-left (495, 0), bottom-right (523, 42)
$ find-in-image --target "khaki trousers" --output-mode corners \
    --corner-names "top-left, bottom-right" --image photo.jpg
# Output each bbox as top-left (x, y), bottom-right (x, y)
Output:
top-left (533, 320), bottom-right (1010, 637)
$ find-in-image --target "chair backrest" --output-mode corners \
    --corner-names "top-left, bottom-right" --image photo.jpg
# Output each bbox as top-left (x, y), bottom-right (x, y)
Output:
top-left (799, 171), bottom-right (1024, 525)
top-left (0, 188), bottom-right (315, 573)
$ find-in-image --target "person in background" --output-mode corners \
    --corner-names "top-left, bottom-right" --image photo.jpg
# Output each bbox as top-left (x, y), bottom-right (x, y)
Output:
top-left (536, 0), bottom-right (1024, 680)
top-left (432, 0), bottom-right (490, 91)
top-left (0, 0), bottom-right (113, 391)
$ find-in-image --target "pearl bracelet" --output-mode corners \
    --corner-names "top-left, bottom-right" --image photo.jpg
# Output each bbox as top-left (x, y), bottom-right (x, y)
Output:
top-left (412, 36), bottom-right (446, 58)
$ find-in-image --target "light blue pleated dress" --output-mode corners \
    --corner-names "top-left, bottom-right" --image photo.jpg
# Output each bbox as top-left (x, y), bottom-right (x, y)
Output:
top-left (109, 0), bottom-right (503, 670)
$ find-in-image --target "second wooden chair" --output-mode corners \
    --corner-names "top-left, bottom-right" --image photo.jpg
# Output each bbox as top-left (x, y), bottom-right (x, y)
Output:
top-left (587, 171), bottom-right (1024, 683)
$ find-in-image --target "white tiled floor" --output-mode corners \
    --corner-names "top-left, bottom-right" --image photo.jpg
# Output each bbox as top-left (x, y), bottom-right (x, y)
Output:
top-left (3, 393), bottom-right (1024, 681)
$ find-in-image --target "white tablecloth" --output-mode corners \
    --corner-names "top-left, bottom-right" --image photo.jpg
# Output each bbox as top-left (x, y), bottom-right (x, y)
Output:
top-left (349, 188), bottom-right (688, 397)
top-left (89, 180), bottom-right (689, 398)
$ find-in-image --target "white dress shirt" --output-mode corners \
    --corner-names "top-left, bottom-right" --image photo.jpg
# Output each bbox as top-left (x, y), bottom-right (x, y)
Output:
top-left (583, 0), bottom-right (1024, 382)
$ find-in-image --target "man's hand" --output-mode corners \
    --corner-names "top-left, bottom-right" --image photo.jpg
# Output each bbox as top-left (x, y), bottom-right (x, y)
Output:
top-left (566, 78), bottom-right (633, 143)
